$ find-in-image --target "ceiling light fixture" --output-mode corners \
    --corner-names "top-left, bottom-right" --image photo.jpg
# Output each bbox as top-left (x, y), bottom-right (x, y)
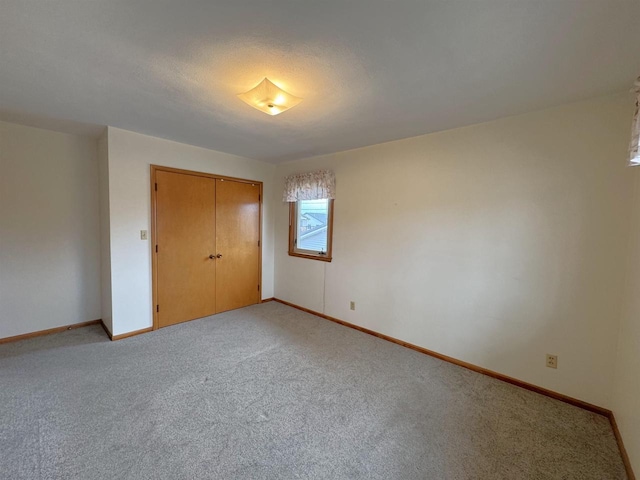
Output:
top-left (237, 78), bottom-right (302, 116)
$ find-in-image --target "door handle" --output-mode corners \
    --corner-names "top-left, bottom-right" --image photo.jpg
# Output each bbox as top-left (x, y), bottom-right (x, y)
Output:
top-left (216, 254), bottom-right (222, 258)
top-left (209, 254), bottom-right (216, 259)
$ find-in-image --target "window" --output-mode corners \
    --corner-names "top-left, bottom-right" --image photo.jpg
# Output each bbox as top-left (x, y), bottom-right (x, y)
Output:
top-left (630, 75), bottom-right (640, 166)
top-left (283, 169), bottom-right (335, 261)
top-left (289, 199), bottom-right (334, 261)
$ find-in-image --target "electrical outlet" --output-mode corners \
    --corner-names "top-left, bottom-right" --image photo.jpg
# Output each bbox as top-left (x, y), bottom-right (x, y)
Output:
top-left (350, 301), bottom-right (355, 311)
top-left (546, 354), bottom-right (558, 369)
top-left (140, 230), bottom-right (148, 240)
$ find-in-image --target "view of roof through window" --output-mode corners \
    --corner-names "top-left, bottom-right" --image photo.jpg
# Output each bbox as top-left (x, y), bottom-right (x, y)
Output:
top-left (297, 199), bottom-right (329, 252)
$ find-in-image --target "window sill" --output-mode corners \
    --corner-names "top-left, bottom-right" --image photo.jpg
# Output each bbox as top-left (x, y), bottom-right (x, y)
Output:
top-left (288, 251), bottom-right (332, 262)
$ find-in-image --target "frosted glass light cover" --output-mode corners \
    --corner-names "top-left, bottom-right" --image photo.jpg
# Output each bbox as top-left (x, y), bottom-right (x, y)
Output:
top-left (237, 78), bottom-right (302, 116)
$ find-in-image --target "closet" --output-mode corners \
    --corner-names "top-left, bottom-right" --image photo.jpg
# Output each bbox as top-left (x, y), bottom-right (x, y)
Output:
top-left (151, 166), bottom-right (261, 329)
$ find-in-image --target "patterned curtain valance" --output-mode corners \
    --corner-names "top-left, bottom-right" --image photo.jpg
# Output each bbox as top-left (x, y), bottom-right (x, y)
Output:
top-left (283, 170), bottom-right (336, 202)
top-left (629, 76), bottom-right (640, 166)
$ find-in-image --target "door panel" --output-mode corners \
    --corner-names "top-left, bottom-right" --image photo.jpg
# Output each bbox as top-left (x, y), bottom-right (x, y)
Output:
top-left (215, 179), bottom-right (260, 313)
top-left (156, 171), bottom-right (216, 327)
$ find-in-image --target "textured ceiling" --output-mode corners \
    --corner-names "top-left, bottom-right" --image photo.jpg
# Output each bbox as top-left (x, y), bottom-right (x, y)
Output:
top-left (2, 0), bottom-right (640, 163)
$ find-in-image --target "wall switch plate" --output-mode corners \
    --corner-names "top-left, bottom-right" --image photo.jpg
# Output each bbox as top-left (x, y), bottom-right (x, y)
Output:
top-left (546, 354), bottom-right (558, 369)
top-left (140, 230), bottom-right (148, 240)
top-left (350, 301), bottom-right (355, 311)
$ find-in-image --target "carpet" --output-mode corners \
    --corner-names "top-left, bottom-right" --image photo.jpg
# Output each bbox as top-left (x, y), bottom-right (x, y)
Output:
top-left (0, 302), bottom-right (627, 479)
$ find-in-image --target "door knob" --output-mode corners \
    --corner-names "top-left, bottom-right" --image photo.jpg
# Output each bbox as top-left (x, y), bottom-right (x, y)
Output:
top-left (216, 254), bottom-right (222, 258)
top-left (209, 254), bottom-right (216, 259)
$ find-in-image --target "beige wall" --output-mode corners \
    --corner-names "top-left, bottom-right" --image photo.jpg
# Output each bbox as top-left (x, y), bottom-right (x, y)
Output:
top-left (97, 130), bottom-right (112, 334)
top-left (274, 93), bottom-right (635, 409)
top-left (613, 169), bottom-right (640, 473)
top-left (104, 127), bottom-right (276, 336)
top-left (0, 121), bottom-right (101, 338)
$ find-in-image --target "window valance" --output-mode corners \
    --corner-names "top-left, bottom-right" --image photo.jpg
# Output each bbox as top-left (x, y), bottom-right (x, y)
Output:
top-left (283, 170), bottom-right (336, 202)
top-left (630, 76), bottom-right (640, 166)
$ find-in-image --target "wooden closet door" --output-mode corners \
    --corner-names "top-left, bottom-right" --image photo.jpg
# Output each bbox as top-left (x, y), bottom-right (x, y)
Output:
top-left (156, 171), bottom-right (216, 327)
top-left (215, 179), bottom-right (260, 313)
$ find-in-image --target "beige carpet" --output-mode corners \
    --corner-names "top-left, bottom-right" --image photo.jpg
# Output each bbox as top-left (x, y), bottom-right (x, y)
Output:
top-left (0, 302), bottom-right (627, 479)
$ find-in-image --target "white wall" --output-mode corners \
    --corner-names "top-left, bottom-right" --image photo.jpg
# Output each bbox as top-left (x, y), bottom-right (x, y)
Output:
top-left (0, 121), bottom-right (101, 338)
top-left (97, 130), bottom-right (113, 334)
top-left (613, 169), bottom-right (640, 473)
top-left (274, 94), bottom-right (635, 409)
top-left (105, 127), bottom-right (275, 336)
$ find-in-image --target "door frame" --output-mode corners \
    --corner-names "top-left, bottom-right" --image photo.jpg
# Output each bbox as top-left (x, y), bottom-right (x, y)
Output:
top-left (150, 165), bottom-right (263, 331)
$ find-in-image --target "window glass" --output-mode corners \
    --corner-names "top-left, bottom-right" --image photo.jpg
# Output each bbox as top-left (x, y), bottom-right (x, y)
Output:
top-left (297, 199), bottom-right (329, 253)
top-left (289, 199), bottom-right (333, 261)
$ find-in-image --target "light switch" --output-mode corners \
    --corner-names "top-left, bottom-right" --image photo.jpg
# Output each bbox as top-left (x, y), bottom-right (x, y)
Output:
top-left (140, 230), bottom-right (148, 240)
